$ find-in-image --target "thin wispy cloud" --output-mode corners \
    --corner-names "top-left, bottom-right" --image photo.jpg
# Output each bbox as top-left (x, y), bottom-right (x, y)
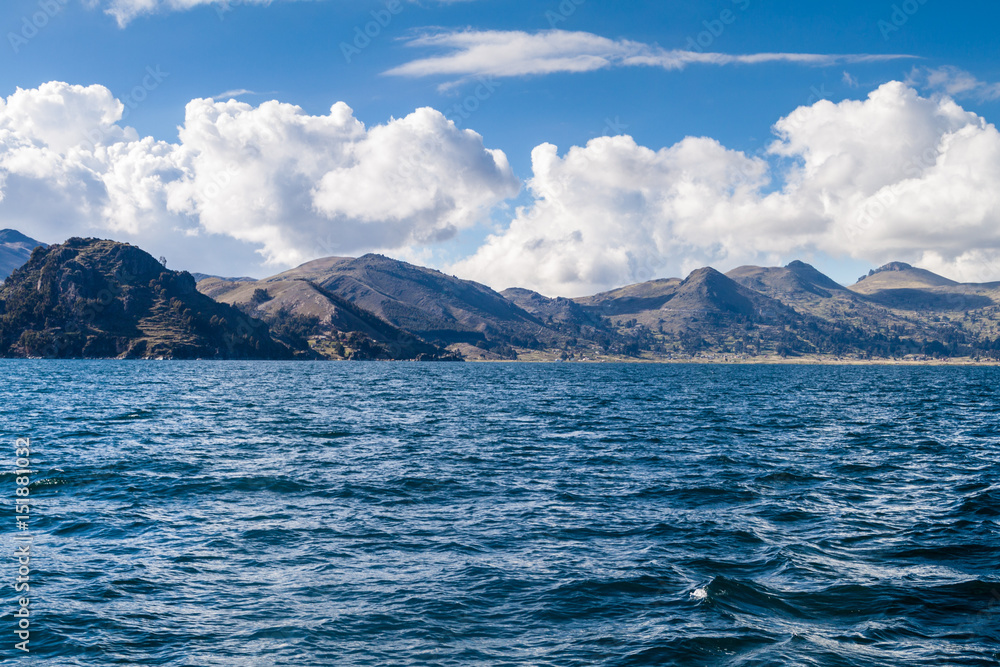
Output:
top-left (906, 66), bottom-right (1000, 101)
top-left (385, 29), bottom-right (918, 85)
top-left (101, 0), bottom-right (275, 27)
top-left (212, 88), bottom-right (262, 99)
top-left (98, 0), bottom-right (469, 27)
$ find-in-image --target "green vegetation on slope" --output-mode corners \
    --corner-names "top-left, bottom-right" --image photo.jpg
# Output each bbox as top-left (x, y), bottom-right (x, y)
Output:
top-left (0, 238), bottom-right (295, 359)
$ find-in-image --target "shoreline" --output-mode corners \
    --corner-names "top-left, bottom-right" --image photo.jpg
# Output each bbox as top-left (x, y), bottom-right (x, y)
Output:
top-left (5, 355), bottom-right (1000, 366)
top-left (481, 358), bottom-right (1000, 367)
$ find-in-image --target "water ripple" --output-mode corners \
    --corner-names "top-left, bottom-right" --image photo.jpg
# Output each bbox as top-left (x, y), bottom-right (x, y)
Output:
top-left (0, 361), bottom-right (997, 665)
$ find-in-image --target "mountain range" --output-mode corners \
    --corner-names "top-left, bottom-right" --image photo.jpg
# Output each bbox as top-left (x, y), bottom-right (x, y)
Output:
top-left (0, 229), bottom-right (47, 282)
top-left (3, 230), bottom-right (1000, 361)
top-left (0, 237), bottom-right (293, 359)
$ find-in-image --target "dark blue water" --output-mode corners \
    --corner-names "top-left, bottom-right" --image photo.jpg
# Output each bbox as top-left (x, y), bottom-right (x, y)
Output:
top-left (1, 362), bottom-right (998, 666)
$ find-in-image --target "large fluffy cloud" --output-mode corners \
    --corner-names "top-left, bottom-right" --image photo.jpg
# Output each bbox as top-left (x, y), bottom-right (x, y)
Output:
top-left (4, 79), bottom-right (1000, 295)
top-left (451, 135), bottom-right (773, 297)
top-left (0, 81), bottom-right (518, 269)
top-left (454, 81), bottom-right (1000, 295)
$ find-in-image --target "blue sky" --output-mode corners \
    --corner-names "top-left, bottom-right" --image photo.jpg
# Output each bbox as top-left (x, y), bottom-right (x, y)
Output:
top-left (2, 0), bottom-right (1000, 295)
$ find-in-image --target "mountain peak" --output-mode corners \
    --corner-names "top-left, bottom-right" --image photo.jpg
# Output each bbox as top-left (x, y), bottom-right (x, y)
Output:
top-left (852, 261), bottom-right (956, 293)
top-left (872, 261), bottom-right (913, 274)
top-left (0, 229), bottom-right (47, 282)
top-left (0, 237), bottom-right (294, 359)
top-left (681, 266), bottom-right (725, 284)
top-left (672, 267), bottom-right (757, 318)
top-left (286, 252), bottom-right (565, 351)
top-left (783, 260), bottom-right (845, 291)
top-left (0, 229), bottom-right (43, 246)
top-left (784, 260), bottom-right (812, 270)
top-left (726, 261), bottom-right (845, 300)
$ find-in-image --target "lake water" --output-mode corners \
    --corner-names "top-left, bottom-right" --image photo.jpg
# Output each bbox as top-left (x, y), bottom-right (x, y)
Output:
top-left (2, 361), bottom-right (998, 665)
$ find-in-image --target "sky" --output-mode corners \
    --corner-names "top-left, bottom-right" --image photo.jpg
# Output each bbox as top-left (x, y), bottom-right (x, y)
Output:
top-left (1, 0), bottom-right (999, 296)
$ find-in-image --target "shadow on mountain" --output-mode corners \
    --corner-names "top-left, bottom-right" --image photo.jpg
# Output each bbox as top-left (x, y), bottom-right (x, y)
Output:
top-left (0, 238), bottom-right (295, 359)
top-left (864, 289), bottom-right (994, 312)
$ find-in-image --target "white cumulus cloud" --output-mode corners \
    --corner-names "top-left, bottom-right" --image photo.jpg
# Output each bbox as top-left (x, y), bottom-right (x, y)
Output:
top-left (451, 135), bottom-right (772, 297)
top-left (453, 81), bottom-right (1000, 295)
top-left (0, 81), bottom-right (518, 270)
top-left (4, 79), bottom-right (1000, 295)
